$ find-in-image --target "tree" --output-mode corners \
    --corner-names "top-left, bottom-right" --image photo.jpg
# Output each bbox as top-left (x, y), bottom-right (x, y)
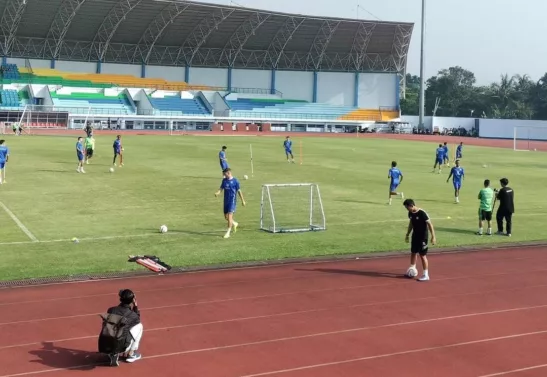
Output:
top-left (400, 74), bottom-right (419, 115)
top-left (424, 66), bottom-right (477, 117)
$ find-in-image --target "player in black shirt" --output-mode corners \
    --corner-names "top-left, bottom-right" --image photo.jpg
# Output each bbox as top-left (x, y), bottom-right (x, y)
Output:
top-left (403, 199), bottom-right (437, 281)
top-left (496, 178), bottom-right (515, 236)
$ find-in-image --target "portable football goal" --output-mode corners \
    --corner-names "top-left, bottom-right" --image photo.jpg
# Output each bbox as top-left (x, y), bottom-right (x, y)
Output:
top-left (513, 126), bottom-right (547, 151)
top-left (260, 183), bottom-right (326, 233)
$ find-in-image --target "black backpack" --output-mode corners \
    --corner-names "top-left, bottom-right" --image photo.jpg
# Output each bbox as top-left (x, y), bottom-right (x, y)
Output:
top-left (98, 313), bottom-right (129, 354)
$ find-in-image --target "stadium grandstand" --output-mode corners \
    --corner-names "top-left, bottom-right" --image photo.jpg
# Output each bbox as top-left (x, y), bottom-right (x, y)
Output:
top-left (0, 0), bottom-right (413, 133)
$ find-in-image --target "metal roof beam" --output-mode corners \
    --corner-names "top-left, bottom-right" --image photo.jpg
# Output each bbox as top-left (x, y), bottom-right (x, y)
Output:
top-left (306, 20), bottom-right (340, 70)
top-left (390, 24), bottom-right (413, 73)
top-left (0, 0), bottom-right (28, 57)
top-left (90, 0), bottom-right (142, 62)
top-left (175, 7), bottom-right (234, 66)
top-left (133, 1), bottom-right (190, 64)
top-left (218, 12), bottom-right (270, 67)
top-left (44, 0), bottom-right (87, 59)
top-left (349, 22), bottom-right (376, 71)
top-left (265, 17), bottom-right (305, 69)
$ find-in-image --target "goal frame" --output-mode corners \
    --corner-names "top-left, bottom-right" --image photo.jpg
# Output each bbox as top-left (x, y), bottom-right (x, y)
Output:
top-left (513, 126), bottom-right (546, 151)
top-left (260, 183), bottom-right (326, 233)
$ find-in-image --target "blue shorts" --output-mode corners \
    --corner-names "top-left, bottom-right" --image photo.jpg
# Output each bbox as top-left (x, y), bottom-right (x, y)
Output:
top-left (390, 182), bottom-right (399, 192)
top-left (285, 149), bottom-right (292, 155)
top-left (77, 153), bottom-right (84, 161)
top-left (0, 162), bottom-right (4, 169)
top-left (114, 149), bottom-right (121, 155)
top-left (220, 162), bottom-right (229, 171)
top-left (453, 181), bottom-right (462, 190)
top-left (435, 158), bottom-right (443, 165)
top-left (456, 152), bottom-right (462, 159)
top-left (224, 203), bottom-right (236, 214)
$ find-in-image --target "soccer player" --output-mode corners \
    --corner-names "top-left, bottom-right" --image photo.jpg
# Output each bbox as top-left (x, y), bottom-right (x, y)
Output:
top-left (403, 198), bottom-right (436, 282)
top-left (84, 121), bottom-right (93, 137)
top-left (432, 144), bottom-right (445, 174)
top-left (219, 146), bottom-right (228, 172)
top-left (0, 140), bottom-right (9, 184)
top-left (456, 142), bottom-right (463, 159)
top-left (388, 161), bottom-right (404, 205)
top-left (215, 168), bottom-right (246, 239)
top-left (283, 136), bottom-right (294, 163)
top-left (84, 134), bottom-right (95, 164)
top-left (446, 159), bottom-right (465, 203)
top-left (113, 135), bottom-right (123, 167)
top-left (442, 142), bottom-right (450, 166)
top-left (477, 179), bottom-right (495, 236)
top-left (76, 137), bottom-right (86, 173)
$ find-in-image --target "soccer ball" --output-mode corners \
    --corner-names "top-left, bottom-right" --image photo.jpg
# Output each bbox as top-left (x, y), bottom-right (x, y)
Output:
top-left (405, 266), bottom-right (418, 278)
top-left (109, 167), bottom-right (114, 173)
top-left (243, 175), bottom-right (248, 180)
top-left (159, 225), bottom-right (168, 233)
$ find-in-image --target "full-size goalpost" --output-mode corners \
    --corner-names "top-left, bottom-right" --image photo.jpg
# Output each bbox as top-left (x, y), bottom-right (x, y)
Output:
top-left (260, 183), bottom-right (326, 233)
top-left (513, 126), bottom-right (547, 151)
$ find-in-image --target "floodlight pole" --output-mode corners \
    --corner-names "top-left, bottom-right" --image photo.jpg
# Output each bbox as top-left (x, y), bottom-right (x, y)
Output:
top-left (418, 0), bottom-right (426, 129)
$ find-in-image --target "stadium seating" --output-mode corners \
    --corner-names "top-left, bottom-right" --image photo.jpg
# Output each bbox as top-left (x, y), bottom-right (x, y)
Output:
top-left (50, 91), bottom-right (134, 115)
top-left (226, 98), bottom-right (307, 111)
top-left (0, 89), bottom-right (21, 107)
top-left (148, 95), bottom-right (210, 116)
top-left (1, 64), bottom-right (20, 80)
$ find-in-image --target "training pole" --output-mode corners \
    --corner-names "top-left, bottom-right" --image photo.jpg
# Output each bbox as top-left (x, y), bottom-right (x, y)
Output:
top-left (299, 141), bottom-right (303, 165)
top-left (250, 144), bottom-right (254, 177)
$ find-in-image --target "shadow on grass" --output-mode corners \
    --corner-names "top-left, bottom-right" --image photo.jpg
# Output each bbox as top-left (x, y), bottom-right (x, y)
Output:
top-left (435, 226), bottom-right (477, 235)
top-left (295, 268), bottom-right (407, 280)
top-left (29, 342), bottom-right (105, 371)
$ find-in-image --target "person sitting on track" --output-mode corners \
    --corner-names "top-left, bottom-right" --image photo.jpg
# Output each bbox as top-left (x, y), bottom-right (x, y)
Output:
top-left (103, 289), bottom-right (143, 366)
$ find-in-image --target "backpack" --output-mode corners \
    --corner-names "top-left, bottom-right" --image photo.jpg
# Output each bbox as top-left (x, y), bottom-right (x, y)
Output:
top-left (98, 313), bottom-right (129, 354)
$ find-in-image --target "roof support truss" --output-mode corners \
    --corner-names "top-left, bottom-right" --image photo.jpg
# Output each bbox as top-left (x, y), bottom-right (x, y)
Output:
top-left (349, 22), bottom-right (376, 71)
top-left (265, 17), bottom-right (305, 69)
top-left (134, 1), bottom-right (190, 64)
top-left (90, 0), bottom-right (142, 62)
top-left (306, 20), bottom-right (340, 70)
top-left (44, 0), bottom-right (87, 59)
top-left (391, 24), bottom-right (413, 73)
top-left (175, 7), bottom-right (234, 66)
top-left (218, 12), bottom-right (270, 67)
top-left (0, 0), bottom-right (28, 57)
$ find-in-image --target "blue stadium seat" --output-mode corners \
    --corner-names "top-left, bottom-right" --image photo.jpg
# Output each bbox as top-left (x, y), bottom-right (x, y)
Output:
top-left (0, 89), bottom-right (21, 107)
top-left (1, 64), bottom-right (21, 80)
top-left (149, 96), bottom-right (210, 116)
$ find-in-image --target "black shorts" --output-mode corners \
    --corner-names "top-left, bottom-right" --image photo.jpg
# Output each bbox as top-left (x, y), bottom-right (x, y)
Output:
top-left (479, 209), bottom-right (492, 221)
top-left (411, 238), bottom-right (429, 256)
top-left (86, 149), bottom-right (93, 157)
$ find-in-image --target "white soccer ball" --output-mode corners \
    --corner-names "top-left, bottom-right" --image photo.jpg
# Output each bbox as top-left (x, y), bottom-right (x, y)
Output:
top-left (405, 266), bottom-right (418, 278)
top-left (244, 175), bottom-right (249, 180)
top-left (482, 164), bottom-right (487, 168)
top-left (109, 167), bottom-right (114, 173)
top-left (159, 225), bottom-right (168, 233)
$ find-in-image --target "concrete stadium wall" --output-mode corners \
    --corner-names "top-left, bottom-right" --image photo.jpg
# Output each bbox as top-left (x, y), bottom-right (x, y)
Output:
top-left (276, 71), bottom-right (314, 102)
top-left (317, 72), bottom-right (354, 106)
top-left (358, 73), bottom-right (397, 109)
top-left (146, 65), bottom-right (185, 82)
top-left (478, 119), bottom-right (547, 140)
top-left (402, 116), bottom-right (475, 132)
top-left (189, 67), bottom-right (228, 87)
top-left (232, 69), bottom-right (270, 90)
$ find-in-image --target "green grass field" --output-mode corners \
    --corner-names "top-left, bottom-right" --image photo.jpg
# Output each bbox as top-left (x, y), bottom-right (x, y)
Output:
top-left (0, 134), bottom-right (545, 281)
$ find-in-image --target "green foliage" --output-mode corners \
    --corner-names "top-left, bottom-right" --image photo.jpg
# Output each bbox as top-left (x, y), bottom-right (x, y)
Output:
top-left (0, 135), bottom-right (545, 281)
top-left (402, 67), bottom-right (546, 120)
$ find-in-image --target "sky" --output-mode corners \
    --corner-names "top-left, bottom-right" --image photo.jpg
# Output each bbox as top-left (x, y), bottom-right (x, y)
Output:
top-left (202, 0), bottom-right (546, 85)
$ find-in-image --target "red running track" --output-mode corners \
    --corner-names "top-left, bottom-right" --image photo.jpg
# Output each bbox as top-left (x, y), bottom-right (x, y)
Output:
top-left (1, 246), bottom-right (547, 377)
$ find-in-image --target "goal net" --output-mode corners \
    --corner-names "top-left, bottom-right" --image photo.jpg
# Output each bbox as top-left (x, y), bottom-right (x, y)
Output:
top-left (513, 126), bottom-right (547, 151)
top-left (260, 183), bottom-right (326, 233)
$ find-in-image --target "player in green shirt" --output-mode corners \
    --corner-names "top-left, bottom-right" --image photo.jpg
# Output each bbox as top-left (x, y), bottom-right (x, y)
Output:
top-left (477, 179), bottom-right (495, 235)
top-left (84, 136), bottom-right (95, 165)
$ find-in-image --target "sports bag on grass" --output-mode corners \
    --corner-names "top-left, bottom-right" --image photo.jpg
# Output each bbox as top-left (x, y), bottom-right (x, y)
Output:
top-left (98, 313), bottom-right (129, 354)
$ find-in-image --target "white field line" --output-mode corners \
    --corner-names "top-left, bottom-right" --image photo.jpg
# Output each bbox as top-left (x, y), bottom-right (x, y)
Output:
top-left (0, 201), bottom-right (38, 242)
top-left (478, 364), bottom-right (547, 377)
top-left (2, 305), bottom-right (547, 377)
top-left (0, 212), bottom-right (545, 247)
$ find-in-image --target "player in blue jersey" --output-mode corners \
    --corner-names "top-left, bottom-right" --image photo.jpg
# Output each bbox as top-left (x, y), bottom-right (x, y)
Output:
top-left (446, 159), bottom-right (465, 203)
top-left (113, 135), bottom-right (124, 167)
top-left (0, 140), bottom-right (9, 184)
top-left (283, 136), bottom-right (294, 163)
top-left (432, 144), bottom-right (445, 174)
top-left (76, 137), bottom-right (86, 173)
top-left (442, 142), bottom-right (450, 166)
top-left (456, 142), bottom-right (463, 159)
top-left (215, 168), bottom-right (246, 239)
top-left (219, 146), bottom-right (228, 172)
top-left (388, 161), bottom-right (404, 205)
